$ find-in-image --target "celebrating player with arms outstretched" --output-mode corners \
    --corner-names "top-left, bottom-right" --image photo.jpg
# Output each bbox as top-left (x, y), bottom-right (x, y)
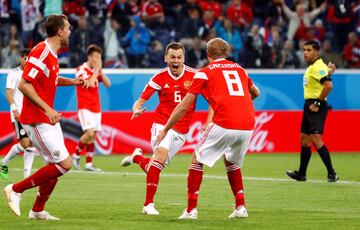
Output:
top-left (121, 42), bottom-right (197, 215)
top-left (157, 38), bottom-right (260, 219)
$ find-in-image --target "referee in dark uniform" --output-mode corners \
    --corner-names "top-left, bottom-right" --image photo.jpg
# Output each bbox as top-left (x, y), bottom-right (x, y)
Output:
top-left (286, 40), bottom-right (339, 182)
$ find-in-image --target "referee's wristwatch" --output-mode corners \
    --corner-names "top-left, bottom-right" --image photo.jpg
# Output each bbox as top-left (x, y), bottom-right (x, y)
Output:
top-left (313, 99), bottom-right (321, 108)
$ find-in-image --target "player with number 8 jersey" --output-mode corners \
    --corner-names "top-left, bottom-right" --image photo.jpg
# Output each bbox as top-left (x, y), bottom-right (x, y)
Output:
top-left (190, 59), bottom-right (255, 130)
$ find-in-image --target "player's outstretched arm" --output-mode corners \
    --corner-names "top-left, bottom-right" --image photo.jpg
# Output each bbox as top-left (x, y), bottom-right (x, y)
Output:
top-left (156, 93), bottom-right (197, 145)
top-left (131, 98), bottom-right (146, 120)
top-left (19, 78), bottom-right (61, 124)
top-left (57, 76), bottom-right (89, 88)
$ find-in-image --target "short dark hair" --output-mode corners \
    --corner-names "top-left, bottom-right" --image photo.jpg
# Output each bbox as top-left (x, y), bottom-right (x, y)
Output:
top-left (165, 42), bottom-right (185, 55)
top-left (45, 14), bottom-right (68, 37)
top-left (304, 40), bottom-right (320, 51)
top-left (20, 48), bottom-right (31, 57)
top-left (87, 44), bottom-right (103, 56)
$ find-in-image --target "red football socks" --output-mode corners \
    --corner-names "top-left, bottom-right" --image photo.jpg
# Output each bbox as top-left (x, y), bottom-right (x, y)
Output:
top-left (144, 160), bottom-right (164, 206)
top-left (13, 163), bottom-right (68, 193)
top-left (75, 141), bottom-right (86, 156)
top-left (226, 164), bottom-right (245, 208)
top-left (187, 163), bottom-right (203, 212)
top-left (86, 143), bottom-right (95, 163)
top-left (133, 155), bottom-right (151, 173)
top-left (32, 178), bottom-right (58, 212)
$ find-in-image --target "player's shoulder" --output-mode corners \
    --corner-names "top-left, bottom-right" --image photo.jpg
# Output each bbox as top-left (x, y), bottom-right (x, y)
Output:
top-left (7, 67), bottom-right (21, 77)
top-left (151, 68), bottom-right (168, 80)
top-left (29, 42), bottom-right (47, 56)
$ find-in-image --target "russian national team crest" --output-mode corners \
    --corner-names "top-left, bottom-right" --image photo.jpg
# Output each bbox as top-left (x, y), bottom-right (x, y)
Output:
top-left (184, 81), bottom-right (192, 89)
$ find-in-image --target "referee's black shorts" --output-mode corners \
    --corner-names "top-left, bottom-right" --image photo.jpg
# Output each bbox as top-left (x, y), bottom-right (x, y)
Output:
top-left (301, 99), bottom-right (328, 135)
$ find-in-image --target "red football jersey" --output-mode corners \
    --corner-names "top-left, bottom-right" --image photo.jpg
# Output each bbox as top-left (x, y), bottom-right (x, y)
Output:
top-left (20, 41), bottom-right (60, 124)
top-left (76, 63), bottom-right (102, 113)
top-left (141, 66), bottom-right (196, 134)
top-left (189, 59), bottom-right (255, 130)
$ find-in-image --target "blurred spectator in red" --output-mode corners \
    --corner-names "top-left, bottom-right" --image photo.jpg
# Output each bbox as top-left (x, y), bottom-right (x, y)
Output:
top-left (327, 0), bottom-right (354, 51)
top-left (140, 0), bottom-right (165, 29)
top-left (63, 0), bottom-right (87, 29)
top-left (226, 0), bottom-right (253, 30)
top-left (198, 0), bottom-right (222, 19)
top-left (321, 39), bottom-right (343, 67)
top-left (281, 0), bottom-right (326, 41)
top-left (343, 31), bottom-right (360, 68)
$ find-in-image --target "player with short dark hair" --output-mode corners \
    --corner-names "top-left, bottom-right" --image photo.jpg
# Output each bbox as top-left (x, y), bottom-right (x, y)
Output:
top-left (286, 40), bottom-right (339, 182)
top-left (3, 14), bottom-right (88, 220)
top-left (72, 44), bottom-right (111, 171)
top-left (120, 42), bottom-right (197, 215)
top-left (1, 48), bottom-right (37, 180)
top-left (156, 38), bottom-right (260, 219)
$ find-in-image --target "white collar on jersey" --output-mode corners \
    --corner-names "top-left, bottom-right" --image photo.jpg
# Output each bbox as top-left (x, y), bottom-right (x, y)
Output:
top-left (167, 65), bottom-right (185, 80)
top-left (213, 58), bottom-right (226, 62)
top-left (84, 62), bottom-right (94, 72)
top-left (44, 40), bottom-right (58, 58)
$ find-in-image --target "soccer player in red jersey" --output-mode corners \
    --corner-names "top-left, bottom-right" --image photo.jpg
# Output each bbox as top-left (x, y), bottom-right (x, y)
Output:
top-left (72, 45), bottom-right (111, 172)
top-left (121, 42), bottom-right (197, 215)
top-left (156, 38), bottom-right (260, 219)
top-left (3, 14), bottom-right (87, 220)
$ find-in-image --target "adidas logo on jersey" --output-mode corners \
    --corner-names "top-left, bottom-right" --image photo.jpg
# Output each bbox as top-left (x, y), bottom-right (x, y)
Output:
top-left (164, 83), bottom-right (169, 88)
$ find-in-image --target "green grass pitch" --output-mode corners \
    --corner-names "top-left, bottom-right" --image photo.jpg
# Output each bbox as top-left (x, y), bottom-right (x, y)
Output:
top-left (0, 153), bottom-right (359, 230)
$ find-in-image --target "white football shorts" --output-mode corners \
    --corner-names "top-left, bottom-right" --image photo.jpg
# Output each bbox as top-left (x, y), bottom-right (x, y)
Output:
top-left (23, 122), bottom-right (69, 164)
top-left (150, 123), bottom-right (187, 164)
top-left (195, 123), bottom-right (253, 168)
top-left (78, 109), bottom-right (102, 131)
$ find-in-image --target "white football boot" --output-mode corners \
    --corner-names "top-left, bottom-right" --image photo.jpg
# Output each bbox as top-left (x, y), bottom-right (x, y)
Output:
top-left (3, 184), bottom-right (22, 216)
top-left (178, 208), bottom-right (198, 219)
top-left (71, 154), bottom-right (80, 170)
top-left (29, 210), bottom-right (60, 220)
top-left (228, 205), bottom-right (248, 218)
top-left (142, 203), bottom-right (160, 215)
top-left (121, 148), bottom-right (142, 167)
top-left (84, 163), bottom-right (102, 172)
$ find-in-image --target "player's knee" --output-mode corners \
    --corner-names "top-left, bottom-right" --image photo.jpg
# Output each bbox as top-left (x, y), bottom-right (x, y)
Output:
top-left (59, 157), bottom-right (73, 171)
top-left (19, 138), bottom-right (31, 149)
top-left (83, 129), bottom-right (96, 141)
top-left (154, 147), bottom-right (168, 164)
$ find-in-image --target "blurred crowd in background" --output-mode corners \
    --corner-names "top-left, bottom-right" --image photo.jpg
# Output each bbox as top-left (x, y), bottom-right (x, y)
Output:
top-left (1, 0), bottom-right (360, 69)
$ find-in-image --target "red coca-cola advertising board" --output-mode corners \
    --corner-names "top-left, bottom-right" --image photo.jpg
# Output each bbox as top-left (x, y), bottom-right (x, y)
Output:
top-left (0, 110), bottom-right (359, 155)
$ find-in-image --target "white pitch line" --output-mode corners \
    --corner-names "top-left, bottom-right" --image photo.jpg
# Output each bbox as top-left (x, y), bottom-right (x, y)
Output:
top-left (11, 168), bottom-right (360, 185)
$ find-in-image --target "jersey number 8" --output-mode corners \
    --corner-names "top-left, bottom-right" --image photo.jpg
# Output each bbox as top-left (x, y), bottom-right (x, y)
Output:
top-left (222, 70), bottom-right (244, 96)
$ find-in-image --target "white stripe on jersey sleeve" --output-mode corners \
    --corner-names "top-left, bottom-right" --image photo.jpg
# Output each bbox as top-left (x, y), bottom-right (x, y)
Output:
top-left (28, 56), bottom-right (50, 78)
top-left (148, 80), bottom-right (161, 90)
top-left (194, 72), bottom-right (208, 80)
